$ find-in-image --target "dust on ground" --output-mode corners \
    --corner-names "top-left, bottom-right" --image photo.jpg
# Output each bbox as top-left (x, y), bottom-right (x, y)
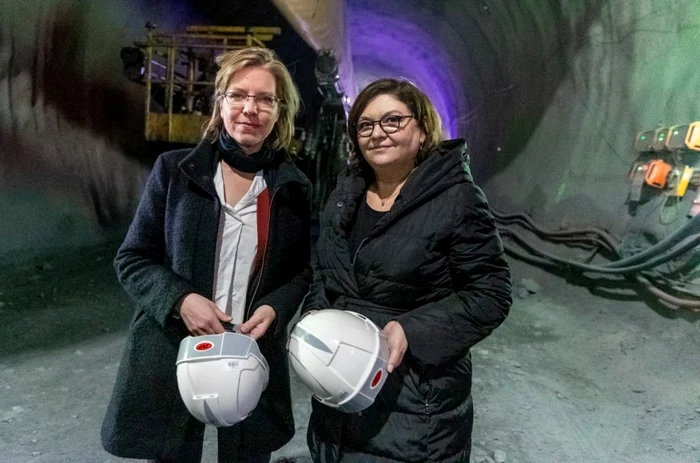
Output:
top-left (0, 241), bottom-right (698, 463)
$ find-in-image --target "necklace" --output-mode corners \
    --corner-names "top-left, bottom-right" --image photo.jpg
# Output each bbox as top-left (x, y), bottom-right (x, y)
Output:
top-left (379, 189), bottom-right (401, 206)
top-left (374, 172), bottom-right (412, 208)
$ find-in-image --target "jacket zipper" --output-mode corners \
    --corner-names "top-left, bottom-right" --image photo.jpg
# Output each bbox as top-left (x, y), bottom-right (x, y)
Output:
top-left (245, 186), bottom-right (279, 320)
top-left (351, 238), bottom-right (368, 266)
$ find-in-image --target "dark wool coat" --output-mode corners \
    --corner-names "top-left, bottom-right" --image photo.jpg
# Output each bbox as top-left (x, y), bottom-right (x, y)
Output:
top-left (303, 139), bottom-right (512, 463)
top-left (101, 140), bottom-right (312, 461)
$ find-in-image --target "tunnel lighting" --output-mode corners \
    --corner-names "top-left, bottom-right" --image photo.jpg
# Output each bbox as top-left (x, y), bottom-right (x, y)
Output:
top-left (315, 49), bottom-right (339, 85)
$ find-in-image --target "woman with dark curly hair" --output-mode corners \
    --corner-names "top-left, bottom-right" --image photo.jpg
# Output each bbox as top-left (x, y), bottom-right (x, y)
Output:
top-left (302, 78), bottom-right (512, 462)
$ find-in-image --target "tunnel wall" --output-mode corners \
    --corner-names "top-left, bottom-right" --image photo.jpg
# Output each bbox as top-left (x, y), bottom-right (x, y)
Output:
top-left (481, 0), bottom-right (700, 242)
top-left (0, 0), bottom-right (188, 260)
top-left (2, 0), bottom-right (699, 261)
top-left (0, 0), bottom-right (314, 261)
top-left (347, 0), bottom-right (700, 245)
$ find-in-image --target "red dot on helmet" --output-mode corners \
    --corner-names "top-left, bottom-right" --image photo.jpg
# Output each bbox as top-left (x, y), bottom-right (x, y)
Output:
top-left (370, 369), bottom-right (383, 388)
top-left (195, 341), bottom-right (213, 351)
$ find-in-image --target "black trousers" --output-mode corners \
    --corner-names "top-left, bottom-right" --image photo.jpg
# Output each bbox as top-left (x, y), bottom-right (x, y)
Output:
top-left (146, 424), bottom-right (272, 463)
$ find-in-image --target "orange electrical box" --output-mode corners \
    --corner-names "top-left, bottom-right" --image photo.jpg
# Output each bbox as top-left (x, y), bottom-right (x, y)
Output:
top-left (644, 160), bottom-right (672, 188)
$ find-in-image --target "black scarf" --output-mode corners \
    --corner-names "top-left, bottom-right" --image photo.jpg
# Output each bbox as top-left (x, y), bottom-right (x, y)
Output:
top-left (217, 130), bottom-right (279, 173)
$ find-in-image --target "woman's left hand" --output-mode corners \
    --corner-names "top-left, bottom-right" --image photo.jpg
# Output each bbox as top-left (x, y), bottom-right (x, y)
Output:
top-left (382, 320), bottom-right (408, 373)
top-left (238, 305), bottom-right (277, 340)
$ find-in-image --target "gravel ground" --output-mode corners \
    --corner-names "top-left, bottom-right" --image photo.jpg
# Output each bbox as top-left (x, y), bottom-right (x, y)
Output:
top-left (1, 240), bottom-right (699, 463)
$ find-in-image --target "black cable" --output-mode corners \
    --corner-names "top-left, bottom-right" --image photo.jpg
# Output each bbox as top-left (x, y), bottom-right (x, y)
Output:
top-left (501, 241), bottom-right (560, 269)
top-left (494, 208), bottom-right (700, 269)
top-left (501, 228), bottom-right (700, 275)
top-left (494, 217), bottom-right (617, 254)
top-left (504, 240), bottom-right (700, 309)
top-left (495, 207), bottom-right (700, 308)
top-left (636, 275), bottom-right (700, 309)
top-left (604, 214), bottom-right (700, 268)
top-left (491, 207), bottom-right (619, 251)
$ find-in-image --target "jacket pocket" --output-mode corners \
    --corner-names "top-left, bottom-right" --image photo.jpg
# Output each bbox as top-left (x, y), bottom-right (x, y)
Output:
top-left (404, 361), bottom-right (431, 404)
top-left (417, 375), bottom-right (432, 403)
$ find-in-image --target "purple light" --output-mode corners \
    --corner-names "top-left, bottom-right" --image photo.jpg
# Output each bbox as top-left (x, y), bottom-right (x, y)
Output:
top-left (348, 7), bottom-right (464, 138)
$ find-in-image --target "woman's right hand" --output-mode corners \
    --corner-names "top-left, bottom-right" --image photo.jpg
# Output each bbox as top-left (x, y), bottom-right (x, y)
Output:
top-left (178, 293), bottom-right (232, 336)
top-left (383, 320), bottom-right (408, 373)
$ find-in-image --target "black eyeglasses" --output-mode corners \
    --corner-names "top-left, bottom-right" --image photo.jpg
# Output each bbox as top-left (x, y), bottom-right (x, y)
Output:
top-left (221, 92), bottom-right (280, 109)
top-left (356, 115), bottom-right (415, 137)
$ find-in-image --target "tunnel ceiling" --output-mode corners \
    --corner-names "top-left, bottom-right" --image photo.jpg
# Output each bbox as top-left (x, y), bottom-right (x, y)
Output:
top-left (246, 0), bottom-right (700, 242)
top-left (343, 0), bottom-right (607, 177)
top-left (347, 0), bottom-right (465, 137)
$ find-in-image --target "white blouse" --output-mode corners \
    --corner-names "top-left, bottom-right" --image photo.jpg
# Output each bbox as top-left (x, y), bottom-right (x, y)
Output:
top-left (212, 162), bottom-right (267, 323)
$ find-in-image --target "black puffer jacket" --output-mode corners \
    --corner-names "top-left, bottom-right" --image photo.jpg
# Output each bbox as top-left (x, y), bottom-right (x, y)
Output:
top-left (303, 139), bottom-right (512, 463)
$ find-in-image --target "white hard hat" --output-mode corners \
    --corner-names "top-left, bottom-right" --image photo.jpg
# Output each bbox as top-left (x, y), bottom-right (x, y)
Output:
top-left (287, 309), bottom-right (390, 413)
top-left (176, 331), bottom-right (269, 427)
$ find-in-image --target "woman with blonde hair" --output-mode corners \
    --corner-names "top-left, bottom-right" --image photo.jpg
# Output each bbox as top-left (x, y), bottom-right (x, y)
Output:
top-left (302, 78), bottom-right (512, 462)
top-left (102, 47), bottom-right (311, 463)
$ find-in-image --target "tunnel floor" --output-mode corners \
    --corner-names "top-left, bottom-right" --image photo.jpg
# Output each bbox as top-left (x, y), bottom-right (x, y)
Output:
top-left (0, 241), bottom-right (698, 463)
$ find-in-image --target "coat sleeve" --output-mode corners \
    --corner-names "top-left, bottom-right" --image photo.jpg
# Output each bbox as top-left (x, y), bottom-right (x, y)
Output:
top-left (257, 263), bottom-right (313, 338)
top-left (300, 193), bottom-right (335, 315)
top-left (114, 155), bottom-right (197, 328)
top-left (397, 184), bottom-right (512, 367)
top-left (300, 256), bottom-right (330, 315)
top-left (256, 185), bottom-right (314, 338)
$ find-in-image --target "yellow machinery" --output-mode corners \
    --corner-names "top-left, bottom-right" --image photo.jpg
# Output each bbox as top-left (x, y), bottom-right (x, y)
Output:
top-left (121, 24), bottom-right (281, 144)
top-left (686, 121), bottom-right (700, 151)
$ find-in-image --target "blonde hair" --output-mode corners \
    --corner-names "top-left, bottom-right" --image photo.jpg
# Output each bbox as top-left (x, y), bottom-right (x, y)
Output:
top-left (202, 47), bottom-right (300, 150)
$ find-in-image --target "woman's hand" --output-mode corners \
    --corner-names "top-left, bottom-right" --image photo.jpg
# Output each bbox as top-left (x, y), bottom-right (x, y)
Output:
top-left (179, 293), bottom-right (232, 336)
top-left (238, 304), bottom-right (277, 340)
top-left (382, 320), bottom-right (408, 373)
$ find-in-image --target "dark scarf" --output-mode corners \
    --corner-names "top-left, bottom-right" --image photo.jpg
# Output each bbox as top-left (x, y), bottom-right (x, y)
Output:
top-left (217, 130), bottom-right (279, 173)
